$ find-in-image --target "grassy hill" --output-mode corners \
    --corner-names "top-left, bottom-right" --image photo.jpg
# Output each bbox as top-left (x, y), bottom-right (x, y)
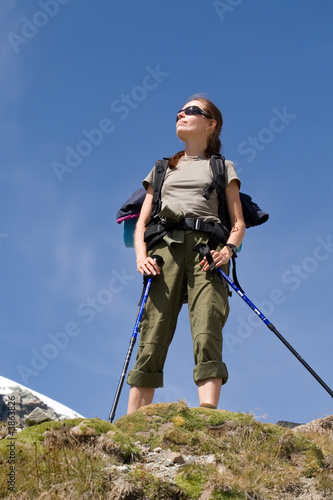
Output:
top-left (0, 401), bottom-right (332, 499)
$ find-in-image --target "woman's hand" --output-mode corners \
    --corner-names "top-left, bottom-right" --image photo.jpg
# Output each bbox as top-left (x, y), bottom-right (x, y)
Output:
top-left (137, 256), bottom-right (162, 276)
top-left (200, 248), bottom-right (232, 272)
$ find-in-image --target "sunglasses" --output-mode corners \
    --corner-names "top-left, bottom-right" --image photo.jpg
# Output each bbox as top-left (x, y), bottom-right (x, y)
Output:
top-left (176, 105), bottom-right (212, 122)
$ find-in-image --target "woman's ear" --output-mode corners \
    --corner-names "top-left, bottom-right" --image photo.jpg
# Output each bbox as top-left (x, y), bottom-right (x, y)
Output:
top-left (206, 119), bottom-right (217, 133)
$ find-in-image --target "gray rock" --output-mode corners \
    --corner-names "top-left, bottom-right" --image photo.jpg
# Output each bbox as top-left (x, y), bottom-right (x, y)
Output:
top-left (1, 388), bottom-right (50, 424)
top-left (25, 407), bottom-right (58, 426)
top-left (276, 420), bottom-right (303, 429)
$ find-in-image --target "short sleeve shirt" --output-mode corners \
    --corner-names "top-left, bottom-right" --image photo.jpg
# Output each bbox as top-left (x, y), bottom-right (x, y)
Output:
top-left (143, 156), bottom-right (240, 223)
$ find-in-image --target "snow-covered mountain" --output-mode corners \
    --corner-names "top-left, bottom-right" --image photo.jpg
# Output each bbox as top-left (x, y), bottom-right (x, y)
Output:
top-left (0, 375), bottom-right (83, 422)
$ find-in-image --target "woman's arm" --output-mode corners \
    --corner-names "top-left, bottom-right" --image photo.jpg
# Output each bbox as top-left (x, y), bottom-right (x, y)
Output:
top-left (201, 179), bottom-right (246, 271)
top-left (224, 179), bottom-right (246, 250)
top-left (134, 184), bottom-right (161, 276)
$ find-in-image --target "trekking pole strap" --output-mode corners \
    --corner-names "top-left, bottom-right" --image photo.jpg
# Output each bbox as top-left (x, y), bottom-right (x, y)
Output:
top-left (193, 242), bottom-right (217, 273)
top-left (193, 241), bottom-right (244, 294)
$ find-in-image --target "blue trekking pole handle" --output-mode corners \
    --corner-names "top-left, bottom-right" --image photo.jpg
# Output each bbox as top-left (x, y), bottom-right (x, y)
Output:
top-left (108, 255), bottom-right (164, 423)
top-left (194, 243), bottom-right (333, 399)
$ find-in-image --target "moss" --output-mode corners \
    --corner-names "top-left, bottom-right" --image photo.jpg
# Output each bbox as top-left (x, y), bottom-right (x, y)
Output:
top-left (212, 491), bottom-right (247, 499)
top-left (115, 408), bottom-right (152, 436)
top-left (163, 426), bottom-right (201, 449)
top-left (111, 429), bottom-right (140, 461)
top-left (74, 418), bottom-right (115, 436)
top-left (180, 407), bottom-right (206, 431)
top-left (115, 400), bottom-right (204, 449)
top-left (0, 418), bottom-right (83, 451)
top-left (0, 418), bottom-right (121, 446)
top-left (205, 409), bottom-right (255, 427)
top-left (173, 415), bottom-right (186, 427)
top-left (129, 469), bottom-right (186, 499)
top-left (175, 464), bottom-right (208, 499)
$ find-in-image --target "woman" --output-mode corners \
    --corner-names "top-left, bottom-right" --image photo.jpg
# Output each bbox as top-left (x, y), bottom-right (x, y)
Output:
top-left (127, 96), bottom-right (245, 413)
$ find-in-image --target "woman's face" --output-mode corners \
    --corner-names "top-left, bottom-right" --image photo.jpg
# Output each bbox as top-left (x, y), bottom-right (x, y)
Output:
top-left (176, 100), bottom-right (216, 143)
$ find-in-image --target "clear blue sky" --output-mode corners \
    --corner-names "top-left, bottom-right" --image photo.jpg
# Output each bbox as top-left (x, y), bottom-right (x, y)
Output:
top-left (1, 0), bottom-right (332, 425)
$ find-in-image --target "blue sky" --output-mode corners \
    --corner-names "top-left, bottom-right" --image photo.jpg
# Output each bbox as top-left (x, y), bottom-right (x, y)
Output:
top-left (1, 0), bottom-right (332, 425)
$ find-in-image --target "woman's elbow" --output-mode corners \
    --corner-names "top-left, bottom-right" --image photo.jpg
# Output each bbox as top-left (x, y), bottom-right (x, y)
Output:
top-left (239, 218), bottom-right (246, 234)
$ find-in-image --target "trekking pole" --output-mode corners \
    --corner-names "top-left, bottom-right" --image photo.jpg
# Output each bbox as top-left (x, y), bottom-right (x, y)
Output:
top-left (108, 255), bottom-right (164, 423)
top-left (194, 243), bottom-right (333, 399)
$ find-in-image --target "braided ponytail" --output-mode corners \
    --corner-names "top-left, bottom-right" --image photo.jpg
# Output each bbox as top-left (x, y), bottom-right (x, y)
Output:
top-left (205, 130), bottom-right (222, 158)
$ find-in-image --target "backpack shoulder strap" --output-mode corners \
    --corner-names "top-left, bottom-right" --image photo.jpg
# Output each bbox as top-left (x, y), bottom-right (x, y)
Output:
top-left (208, 154), bottom-right (226, 199)
top-left (151, 158), bottom-right (169, 217)
top-left (208, 154), bottom-right (230, 229)
top-left (209, 155), bottom-right (244, 293)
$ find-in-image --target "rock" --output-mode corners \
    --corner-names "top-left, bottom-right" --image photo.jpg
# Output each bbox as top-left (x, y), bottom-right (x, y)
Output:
top-left (203, 454), bottom-right (215, 464)
top-left (105, 430), bottom-right (116, 439)
top-left (1, 389), bottom-right (50, 424)
top-left (116, 465), bottom-right (130, 473)
top-left (164, 460), bottom-right (174, 467)
top-left (25, 407), bottom-right (57, 426)
top-left (293, 415), bottom-right (333, 437)
top-left (70, 421), bottom-right (96, 439)
top-left (276, 420), bottom-right (303, 429)
top-left (166, 451), bottom-right (185, 464)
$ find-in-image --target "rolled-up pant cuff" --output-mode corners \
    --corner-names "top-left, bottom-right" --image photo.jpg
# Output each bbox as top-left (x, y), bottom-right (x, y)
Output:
top-left (193, 360), bottom-right (229, 386)
top-left (127, 369), bottom-right (163, 388)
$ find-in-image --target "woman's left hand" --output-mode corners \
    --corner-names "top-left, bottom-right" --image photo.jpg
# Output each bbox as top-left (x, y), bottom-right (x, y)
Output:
top-left (199, 248), bottom-right (232, 272)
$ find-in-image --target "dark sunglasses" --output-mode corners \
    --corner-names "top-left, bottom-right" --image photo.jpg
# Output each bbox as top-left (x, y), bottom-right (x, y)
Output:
top-left (176, 105), bottom-right (212, 122)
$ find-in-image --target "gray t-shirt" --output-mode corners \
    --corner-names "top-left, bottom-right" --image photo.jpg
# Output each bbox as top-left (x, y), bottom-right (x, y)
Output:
top-left (143, 156), bottom-right (240, 223)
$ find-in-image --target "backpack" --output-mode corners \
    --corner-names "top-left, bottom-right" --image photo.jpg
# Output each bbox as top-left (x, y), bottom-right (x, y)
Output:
top-left (116, 154), bottom-right (269, 248)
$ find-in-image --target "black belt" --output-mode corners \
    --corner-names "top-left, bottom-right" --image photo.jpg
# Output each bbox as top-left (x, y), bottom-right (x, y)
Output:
top-left (174, 218), bottom-right (216, 232)
top-left (145, 217), bottom-right (229, 251)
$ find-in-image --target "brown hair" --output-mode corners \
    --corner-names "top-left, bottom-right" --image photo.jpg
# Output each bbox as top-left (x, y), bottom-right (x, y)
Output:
top-left (168, 95), bottom-right (223, 168)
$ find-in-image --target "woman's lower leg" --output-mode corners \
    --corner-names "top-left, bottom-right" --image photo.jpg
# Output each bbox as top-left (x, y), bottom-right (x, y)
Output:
top-left (127, 386), bottom-right (155, 414)
top-left (198, 377), bottom-right (222, 408)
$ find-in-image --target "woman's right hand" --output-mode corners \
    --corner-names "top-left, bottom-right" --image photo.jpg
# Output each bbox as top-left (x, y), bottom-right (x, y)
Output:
top-left (136, 256), bottom-right (161, 276)
top-left (134, 185), bottom-right (159, 276)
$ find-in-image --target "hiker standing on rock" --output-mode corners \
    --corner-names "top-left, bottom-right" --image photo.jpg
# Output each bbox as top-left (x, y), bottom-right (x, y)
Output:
top-left (127, 95), bottom-right (245, 413)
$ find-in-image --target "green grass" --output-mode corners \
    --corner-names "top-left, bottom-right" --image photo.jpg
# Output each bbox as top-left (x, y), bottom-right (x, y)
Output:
top-left (0, 418), bottom-right (140, 499)
top-left (0, 403), bottom-right (331, 499)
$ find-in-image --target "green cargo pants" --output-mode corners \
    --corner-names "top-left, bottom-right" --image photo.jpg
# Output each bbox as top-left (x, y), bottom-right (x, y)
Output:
top-left (127, 231), bottom-right (230, 388)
